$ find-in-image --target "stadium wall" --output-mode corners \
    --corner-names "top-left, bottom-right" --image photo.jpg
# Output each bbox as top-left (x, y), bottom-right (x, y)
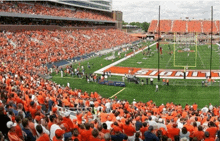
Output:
top-left (0, 25), bottom-right (117, 31)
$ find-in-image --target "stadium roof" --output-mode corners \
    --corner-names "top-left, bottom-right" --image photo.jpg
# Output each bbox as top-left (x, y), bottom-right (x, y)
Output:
top-left (49, 0), bottom-right (112, 12)
top-left (0, 12), bottom-right (116, 23)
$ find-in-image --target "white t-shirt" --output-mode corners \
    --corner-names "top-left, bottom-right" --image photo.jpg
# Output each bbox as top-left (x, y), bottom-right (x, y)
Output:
top-left (105, 121), bottom-right (113, 129)
top-left (105, 102), bottom-right (111, 109)
top-left (50, 124), bottom-right (62, 140)
top-left (201, 107), bottom-right (208, 113)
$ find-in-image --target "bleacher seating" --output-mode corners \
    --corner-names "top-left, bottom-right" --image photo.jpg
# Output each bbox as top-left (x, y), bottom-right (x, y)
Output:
top-left (188, 20), bottom-right (202, 33)
top-left (148, 19), bottom-right (220, 34)
top-left (0, 2), bottom-right (114, 21)
top-left (217, 21), bottom-right (220, 33)
top-left (157, 20), bottom-right (172, 33)
top-left (0, 5), bottom-right (220, 140)
top-left (148, 20), bottom-right (158, 33)
top-left (203, 21), bottom-right (218, 34)
top-left (172, 20), bottom-right (186, 33)
top-left (0, 29), bottom-right (138, 68)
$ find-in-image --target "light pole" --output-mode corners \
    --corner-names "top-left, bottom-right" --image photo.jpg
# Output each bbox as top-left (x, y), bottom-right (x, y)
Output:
top-left (210, 6), bottom-right (213, 78)
top-left (158, 5), bottom-right (160, 81)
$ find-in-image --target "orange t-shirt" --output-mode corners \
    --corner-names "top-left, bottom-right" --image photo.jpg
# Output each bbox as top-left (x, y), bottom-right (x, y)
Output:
top-left (167, 128), bottom-right (180, 141)
top-left (8, 131), bottom-right (23, 141)
top-left (193, 131), bottom-right (205, 141)
top-left (206, 127), bottom-right (218, 139)
top-left (123, 124), bottom-right (136, 136)
top-left (36, 133), bottom-right (50, 141)
top-left (15, 125), bottom-right (23, 140)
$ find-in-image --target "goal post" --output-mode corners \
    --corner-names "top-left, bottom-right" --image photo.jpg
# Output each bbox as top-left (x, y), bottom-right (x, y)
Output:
top-left (173, 32), bottom-right (198, 68)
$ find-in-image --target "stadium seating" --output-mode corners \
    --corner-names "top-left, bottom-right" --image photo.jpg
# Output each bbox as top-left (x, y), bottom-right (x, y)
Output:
top-left (1, 4), bottom-right (220, 140)
top-left (202, 21), bottom-right (218, 34)
top-left (217, 21), bottom-right (220, 33)
top-left (188, 20), bottom-right (202, 33)
top-left (157, 20), bottom-right (172, 33)
top-left (148, 20), bottom-right (220, 35)
top-left (148, 20), bottom-right (158, 33)
top-left (0, 29), bottom-right (137, 68)
top-left (0, 2), bottom-right (114, 21)
top-left (172, 20), bottom-right (186, 33)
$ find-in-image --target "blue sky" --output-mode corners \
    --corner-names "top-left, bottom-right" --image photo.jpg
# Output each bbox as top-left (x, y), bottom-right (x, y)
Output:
top-left (112, 0), bottom-right (220, 23)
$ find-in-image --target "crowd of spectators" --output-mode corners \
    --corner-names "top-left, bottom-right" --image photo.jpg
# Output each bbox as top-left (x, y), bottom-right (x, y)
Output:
top-left (0, 2), bottom-right (114, 21)
top-left (0, 28), bottom-right (220, 141)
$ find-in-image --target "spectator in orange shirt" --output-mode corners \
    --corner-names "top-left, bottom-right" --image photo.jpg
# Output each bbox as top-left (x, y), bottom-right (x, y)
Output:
top-left (15, 116), bottom-right (24, 140)
top-left (7, 121), bottom-right (23, 141)
top-left (204, 131), bottom-right (215, 141)
top-left (140, 122), bottom-right (148, 140)
top-left (123, 120), bottom-right (136, 141)
top-left (53, 129), bottom-right (65, 141)
top-left (36, 125), bottom-right (50, 141)
top-left (206, 121), bottom-right (218, 139)
top-left (193, 125), bottom-right (205, 141)
top-left (89, 129), bottom-right (102, 141)
top-left (167, 123), bottom-right (180, 141)
top-left (81, 123), bottom-right (92, 141)
top-left (62, 112), bottom-right (73, 132)
top-left (71, 128), bottom-right (82, 141)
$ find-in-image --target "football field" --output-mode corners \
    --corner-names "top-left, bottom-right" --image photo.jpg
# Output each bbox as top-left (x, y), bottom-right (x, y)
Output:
top-left (115, 43), bottom-right (220, 70)
top-left (51, 41), bottom-right (220, 108)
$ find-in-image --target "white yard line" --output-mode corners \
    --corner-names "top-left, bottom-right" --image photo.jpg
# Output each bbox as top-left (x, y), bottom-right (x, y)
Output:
top-left (197, 50), bottom-right (206, 69)
top-left (165, 54), bottom-right (173, 68)
top-left (109, 88), bottom-right (126, 98)
top-left (94, 42), bottom-right (157, 74)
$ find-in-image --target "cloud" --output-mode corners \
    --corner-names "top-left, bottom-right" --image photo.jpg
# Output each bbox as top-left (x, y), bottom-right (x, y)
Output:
top-left (112, 0), bottom-right (220, 23)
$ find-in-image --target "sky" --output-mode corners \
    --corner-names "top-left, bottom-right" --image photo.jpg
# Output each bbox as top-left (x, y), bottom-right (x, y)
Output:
top-left (112, 0), bottom-right (220, 23)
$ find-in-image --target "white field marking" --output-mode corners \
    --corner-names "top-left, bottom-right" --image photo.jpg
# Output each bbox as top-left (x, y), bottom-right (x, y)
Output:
top-left (109, 88), bottom-right (126, 98)
top-left (197, 50), bottom-right (206, 69)
top-left (165, 54), bottom-right (173, 68)
top-left (94, 42), bottom-right (157, 74)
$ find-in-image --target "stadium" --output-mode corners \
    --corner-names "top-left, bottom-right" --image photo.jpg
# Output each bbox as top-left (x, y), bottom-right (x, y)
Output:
top-left (0, 0), bottom-right (219, 141)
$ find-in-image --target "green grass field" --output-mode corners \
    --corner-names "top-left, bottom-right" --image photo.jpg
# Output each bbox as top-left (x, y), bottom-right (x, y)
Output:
top-left (51, 41), bottom-right (220, 108)
top-left (116, 43), bottom-right (220, 70)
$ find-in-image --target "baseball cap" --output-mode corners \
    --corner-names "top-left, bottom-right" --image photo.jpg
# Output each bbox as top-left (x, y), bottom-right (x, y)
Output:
top-left (7, 121), bottom-right (17, 129)
top-left (55, 129), bottom-right (65, 138)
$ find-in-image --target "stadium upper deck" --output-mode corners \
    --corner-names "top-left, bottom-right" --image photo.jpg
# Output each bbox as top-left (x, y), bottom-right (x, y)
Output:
top-left (0, 1), bottom-right (114, 22)
top-left (148, 19), bottom-right (220, 35)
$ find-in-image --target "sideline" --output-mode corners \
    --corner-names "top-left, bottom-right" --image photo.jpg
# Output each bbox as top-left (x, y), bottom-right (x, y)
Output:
top-left (52, 76), bottom-right (83, 79)
top-left (109, 88), bottom-right (126, 98)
